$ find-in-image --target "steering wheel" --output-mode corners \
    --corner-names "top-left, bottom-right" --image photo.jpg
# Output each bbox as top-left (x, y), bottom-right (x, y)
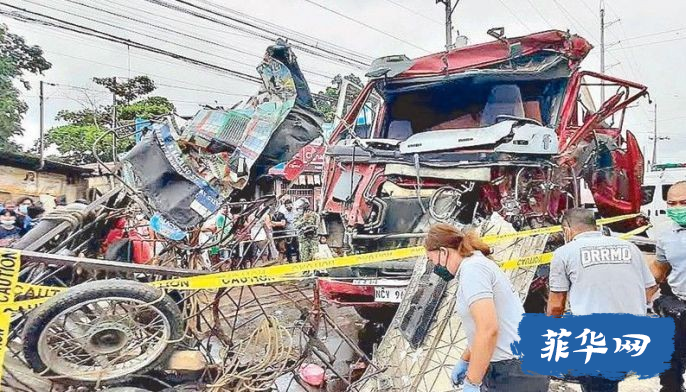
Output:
top-left (495, 115), bottom-right (543, 126)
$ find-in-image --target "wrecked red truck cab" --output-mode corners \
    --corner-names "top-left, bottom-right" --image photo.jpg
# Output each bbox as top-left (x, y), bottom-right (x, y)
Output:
top-left (317, 30), bottom-right (648, 317)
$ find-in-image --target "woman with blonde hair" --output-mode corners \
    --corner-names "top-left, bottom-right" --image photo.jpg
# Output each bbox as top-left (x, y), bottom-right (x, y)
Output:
top-left (424, 223), bottom-right (549, 392)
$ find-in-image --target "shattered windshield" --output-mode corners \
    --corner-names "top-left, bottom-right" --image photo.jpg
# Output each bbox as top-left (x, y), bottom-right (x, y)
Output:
top-left (376, 77), bottom-right (568, 141)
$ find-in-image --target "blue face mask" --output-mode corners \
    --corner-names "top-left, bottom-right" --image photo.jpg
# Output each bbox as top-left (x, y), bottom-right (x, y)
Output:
top-left (18, 205), bottom-right (28, 214)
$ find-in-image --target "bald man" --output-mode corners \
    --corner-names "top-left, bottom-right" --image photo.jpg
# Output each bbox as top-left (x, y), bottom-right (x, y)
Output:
top-left (653, 181), bottom-right (686, 392)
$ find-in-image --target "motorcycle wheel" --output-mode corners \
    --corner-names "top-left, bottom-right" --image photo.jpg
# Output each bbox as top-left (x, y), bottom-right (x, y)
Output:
top-left (22, 280), bottom-right (184, 386)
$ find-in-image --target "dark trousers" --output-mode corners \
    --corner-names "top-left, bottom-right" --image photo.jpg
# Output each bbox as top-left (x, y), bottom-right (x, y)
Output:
top-left (483, 358), bottom-right (549, 392)
top-left (654, 294), bottom-right (686, 392)
top-left (285, 237), bottom-right (300, 262)
top-left (578, 376), bottom-right (619, 392)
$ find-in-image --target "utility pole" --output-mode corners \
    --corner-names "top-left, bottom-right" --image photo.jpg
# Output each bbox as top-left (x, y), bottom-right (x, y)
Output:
top-left (111, 76), bottom-right (117, 129)
top-left (599, 0), bottom-right (620, 103)
top-left (111, 76), bottom-right (117, 162)
top-left (38, 80), bottom-right (56, 170)
top-left (436, 0), bottom-right (459, 51)
top-left (39, 80), bottom-right (45, 170)
top-left (653, 103), bottom-right (657, 166)
top-left (650, 103), bottom-right (671, 169)
top-left (600, 2), bottom-right (606, 102)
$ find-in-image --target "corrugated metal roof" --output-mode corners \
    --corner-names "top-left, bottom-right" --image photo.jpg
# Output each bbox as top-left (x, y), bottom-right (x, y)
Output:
top-left (0, 151), bottom-right (93, 175)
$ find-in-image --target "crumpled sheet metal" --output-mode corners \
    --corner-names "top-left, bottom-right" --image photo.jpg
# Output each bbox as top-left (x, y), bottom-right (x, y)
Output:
top-left (353, 213), bottom-right (549, 392)
top-left (121, 123), bottom-right (222, 230)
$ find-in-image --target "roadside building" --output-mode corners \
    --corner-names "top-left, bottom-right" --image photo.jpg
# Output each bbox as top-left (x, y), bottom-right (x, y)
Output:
top-left (268, 142), bottom-right (325, 210)
top-left (0, 151), bottom-right (93, 208)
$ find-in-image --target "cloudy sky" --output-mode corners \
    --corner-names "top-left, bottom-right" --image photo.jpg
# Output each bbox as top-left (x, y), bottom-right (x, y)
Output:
top-left (3, 0), bottom-right (685, 164)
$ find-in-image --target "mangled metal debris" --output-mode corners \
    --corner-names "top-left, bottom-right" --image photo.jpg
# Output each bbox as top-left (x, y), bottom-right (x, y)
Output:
top-left (1, 29), bottom-right (653, 392)
top-left (318, 29), bottom-right (648, 318)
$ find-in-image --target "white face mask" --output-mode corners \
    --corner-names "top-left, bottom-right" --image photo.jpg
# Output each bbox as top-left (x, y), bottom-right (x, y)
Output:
top-left (1, 219), bottom-right (16, 227)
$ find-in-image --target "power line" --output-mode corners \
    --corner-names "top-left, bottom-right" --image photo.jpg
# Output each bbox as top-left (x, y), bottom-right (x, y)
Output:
top-left (381, 0), bottom-right (443, 25)
top-left (300, 0), bottom-right (431, 53)
top-left (145, 0), bottom-right (370, 69)
top-left (40, 36), bottom-right (327, 93)
top-left (154, 83), bottom-right (251, 97)
top-left (550, 0), bottom-right (598, 43)
top-left (0, 3), bottom-right (262, 84)
top-left (23, 0), bottom-right (326, 84)
top-left (57, 0), bottom-right (336, 81)
top-left (196, 0), bottom-right (374, 62)
top-left (62, 0), bottom-right (260, 60)
top-left (608, 35), bottom-right (686, 51)
top-left (578, 0), bottom-right (597, 18)
top-left (523, 0), bottom-right (555, 29)
top-left (618, 27), bottom-right (686, 43)
top-left (102, 0), bottom-right (255, 40)
top-left (21, 21), bottom-right (324, 93)
top-left (23, 0), bottom-right (259, 70)
top-left (494, 0), bottom-right (532, 31)
top-left (6, 15), bottom-right (335, 107)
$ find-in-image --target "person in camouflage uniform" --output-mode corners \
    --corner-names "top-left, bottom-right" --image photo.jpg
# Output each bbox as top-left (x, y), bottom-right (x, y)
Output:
top-left (295, 198), bottom-right (319, 262)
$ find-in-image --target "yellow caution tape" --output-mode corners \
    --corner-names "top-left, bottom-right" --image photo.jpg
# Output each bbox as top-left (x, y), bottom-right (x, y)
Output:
top-left (154, 213), bottom-right (642, 289)
top-left (483, 213), bottom-right (640, 245)
top-left (151, 246), bottom-right (426, 290)
top-left (0, 219), bottom-right (651, 387)
top-left (15, 283), bottom-right (66, 298)
top-left (498, 224), bottom-right (651, 270)
top-left (0, 249), bottom-right (21, 391)
top-left (500, 252), bottom-right (554, 270)
top-left (1, 297), bottom-right (49, 313)
top-left (0, 214), bottom-right (644, 299)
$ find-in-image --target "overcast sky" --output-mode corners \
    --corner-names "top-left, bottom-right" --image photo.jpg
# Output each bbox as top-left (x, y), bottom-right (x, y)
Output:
top-left (3, 0), bottom-right (685, 164)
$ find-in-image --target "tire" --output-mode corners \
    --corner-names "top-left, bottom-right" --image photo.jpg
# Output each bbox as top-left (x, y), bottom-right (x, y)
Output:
top-left (22, 280), bottom-right (184, 386)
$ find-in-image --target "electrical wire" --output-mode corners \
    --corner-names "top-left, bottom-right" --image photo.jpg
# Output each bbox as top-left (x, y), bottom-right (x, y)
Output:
top-left (0, 3), bottom-right (262, 84)
top-left (608, 35), bottom-right (686, 51)
top-left (523, 0), bottom-right (556, 29)
top-left (55, 0), bottom-right (337, 81)
top-left (550, 0), bottom-right (598, 43)
top-left (301, 0), bottom-right (431, 53)
top-left (380, 0), bottom-right (444, 25)
top-left (494, 0), bottom-right (532, 31)
top-left (197, 0), bottom-right (374, 63)
top-left (21, 0), bottom-right (273, 78)
top-left (618, 27), bottom-right (686, 44)
top-left (41, 45), bottom-right (254, 94)
top-left (578, 0), bottom-right (598, 17)
top-left (145, 0), bottom-right (370, 69)
top-left (102, 0), bottom-right (256, 40)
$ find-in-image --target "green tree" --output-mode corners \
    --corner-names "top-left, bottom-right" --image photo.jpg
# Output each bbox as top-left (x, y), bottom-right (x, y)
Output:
top-left (314, 73), bottom-right (363, 123)
top-left (93, 75), bottom-right (156, 104)
top-left (44, 75), bottom-right (174, 164)
top-left (0, 24), bottom-right (51, 151)
top-left (43, 124), bottom-right (126, 165)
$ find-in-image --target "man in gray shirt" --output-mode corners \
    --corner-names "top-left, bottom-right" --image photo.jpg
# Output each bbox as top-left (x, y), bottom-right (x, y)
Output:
top-left (652, 181), bottom-right (686, 391)
top-left (548, 208), bottom-right (656, 392)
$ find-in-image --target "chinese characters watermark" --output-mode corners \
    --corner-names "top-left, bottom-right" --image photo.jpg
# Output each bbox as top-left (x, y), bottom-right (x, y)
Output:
top-left (541, 329), bottom-right (650, 364)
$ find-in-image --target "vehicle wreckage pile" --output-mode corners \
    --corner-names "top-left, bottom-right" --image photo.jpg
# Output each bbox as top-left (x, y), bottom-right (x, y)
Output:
top-left (3, 30), bottom-right (650, 392)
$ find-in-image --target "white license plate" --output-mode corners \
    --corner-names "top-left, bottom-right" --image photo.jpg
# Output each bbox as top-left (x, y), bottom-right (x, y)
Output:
top-left (374, 286), bottom-right (406, 303)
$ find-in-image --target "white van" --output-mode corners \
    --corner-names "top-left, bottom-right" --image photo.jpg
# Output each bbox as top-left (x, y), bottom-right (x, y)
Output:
top-left (641, 164), bottom-right (686, 236)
